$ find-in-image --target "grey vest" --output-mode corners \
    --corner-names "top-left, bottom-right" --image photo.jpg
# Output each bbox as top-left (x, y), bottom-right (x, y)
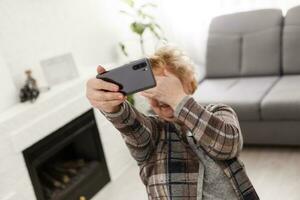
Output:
top-left (186, 131), bottom-right (238, 200)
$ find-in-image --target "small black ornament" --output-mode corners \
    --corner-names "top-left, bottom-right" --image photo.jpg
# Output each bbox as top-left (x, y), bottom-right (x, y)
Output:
top-left (19, 70), bottom-right (40, 103)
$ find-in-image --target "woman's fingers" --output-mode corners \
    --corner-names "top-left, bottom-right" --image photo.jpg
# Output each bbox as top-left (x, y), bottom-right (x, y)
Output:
top-left (101, 91), bottom-right (124, 101)
top-left (86, 67), bottom-right (125, 113)
top-left (141, 92), bottom-right (154, 98)
top-left (151, 105), bottom-right (162, 116)
top-left (97, 65), bottom-right (106, 74)
top-left (149, 99), bottom-right (159, 107)
top-left (87, 78), bottom-right (119, 91)
top-left (88, 90), bottom-right (124, 101)
top-left (141, 87), bottom-right (157, 96)
top-left (90, 99), bottom-right (124, 108)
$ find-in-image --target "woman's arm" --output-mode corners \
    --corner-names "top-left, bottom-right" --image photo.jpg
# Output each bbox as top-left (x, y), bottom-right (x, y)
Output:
top-left (101, 101), bottom-right (161, 165)
top-left (86, 66), bottom-right (160, 165)
top-left (174, 96), bottom-right (243, 160)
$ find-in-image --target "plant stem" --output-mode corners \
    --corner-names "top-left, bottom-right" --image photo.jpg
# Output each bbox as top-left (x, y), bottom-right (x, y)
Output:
top-left (139, 35), bottom-right (145, 55)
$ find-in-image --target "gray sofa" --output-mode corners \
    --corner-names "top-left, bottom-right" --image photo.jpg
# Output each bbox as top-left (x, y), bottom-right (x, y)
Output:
top-left (194, 6), bottom-right (300, 145)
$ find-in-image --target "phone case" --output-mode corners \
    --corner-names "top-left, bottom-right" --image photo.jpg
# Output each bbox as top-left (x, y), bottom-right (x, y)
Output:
top-left (96, 58), bottom-right (156, 95)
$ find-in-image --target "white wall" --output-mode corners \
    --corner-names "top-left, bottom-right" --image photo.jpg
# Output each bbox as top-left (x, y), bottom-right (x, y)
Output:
top-left (0, 0), bottom-right (131, 89)
top-left (1, 0), bottom-right (300, 72)
top-left (0, 0), bottom-right (150, 112)
top-left (0, 0), bottom-right (300, 111)
top-left (0, 50), bottom-right (18, 113)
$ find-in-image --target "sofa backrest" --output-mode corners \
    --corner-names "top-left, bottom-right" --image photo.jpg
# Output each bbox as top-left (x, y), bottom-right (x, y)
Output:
top-left (206, 9), bottom-right (283, 78)
top-left (283, 6), bottom-right (300, 74)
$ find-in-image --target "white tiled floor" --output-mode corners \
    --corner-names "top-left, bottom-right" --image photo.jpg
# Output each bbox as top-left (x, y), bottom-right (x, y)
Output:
top-left (93, 147), bottom-right (300, 200)
top-left (93, 162), bottom-right (147, 200)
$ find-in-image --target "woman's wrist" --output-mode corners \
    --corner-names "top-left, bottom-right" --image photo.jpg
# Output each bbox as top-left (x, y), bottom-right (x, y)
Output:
top-left (101, 105), bottom-right (122, 114)
top-left (170, 93), bottom-right (188, 110)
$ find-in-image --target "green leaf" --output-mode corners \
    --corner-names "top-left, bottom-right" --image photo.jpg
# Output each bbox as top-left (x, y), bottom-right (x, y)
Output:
top-left (137, 10), bottom-right (154, 20)
top-left (119, 42), bottom-right (128, 57)
top-left (127, 94), bottom-right (135, 105)
top-left (122, 0), bottom-right (135, 7)
top-left (119, 10), bottom-right (135, 18)
top-left (152, 23), bottom-right (162, 31)
top-left (140, 3), bottom-right (157, 9)
top-left (148, 24), bottom-right (161, 39)
top-left (119, 0), bottom-right (168, 54)
top-left (130, 22), bottom-right (146, 35)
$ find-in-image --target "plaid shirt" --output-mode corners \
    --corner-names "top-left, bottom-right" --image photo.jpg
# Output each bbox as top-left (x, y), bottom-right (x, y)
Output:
top-left (102, 96), bottom-right (259, 200)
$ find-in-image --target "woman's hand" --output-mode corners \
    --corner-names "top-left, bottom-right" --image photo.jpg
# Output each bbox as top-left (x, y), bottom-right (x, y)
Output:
top-left (141, 69), bottom-right (187, 109)
top-left (86, 66), bottom-right (126, 113)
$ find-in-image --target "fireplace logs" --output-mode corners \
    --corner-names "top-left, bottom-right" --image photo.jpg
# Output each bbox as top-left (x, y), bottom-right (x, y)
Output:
top-left (39, 158), bottom-right (96, 200)
top-left (42, 160), bottom-right (103, 200)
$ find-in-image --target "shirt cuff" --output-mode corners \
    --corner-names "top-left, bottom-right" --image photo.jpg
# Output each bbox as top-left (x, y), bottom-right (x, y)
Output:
top-left (101, 102), bottom-right (125, 118)
top-left (174, 95), bottom-right (192, 118)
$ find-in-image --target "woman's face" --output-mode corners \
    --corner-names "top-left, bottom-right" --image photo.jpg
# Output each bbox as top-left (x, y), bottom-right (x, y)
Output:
top-left (146, 67), bottom-right (192, 122)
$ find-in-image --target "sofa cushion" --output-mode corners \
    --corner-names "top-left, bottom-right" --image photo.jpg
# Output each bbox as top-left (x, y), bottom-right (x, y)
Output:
top-left (283, 6), bottom-right (300, 74)
top-left (193, 76), bottom-right (278, 120)
top-left (206, 34), bottom-right (241, 77)
top-left (209, 9), bottom-right (283, 33)
top-left (206, 9), bottom-right (282, 78)
top-left (261, 75), bottom-right (300, 120)
top-left (241, 27), bottom-right (281, 76)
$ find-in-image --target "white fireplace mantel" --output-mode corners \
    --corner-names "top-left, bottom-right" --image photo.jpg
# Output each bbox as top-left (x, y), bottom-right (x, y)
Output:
top-left (0, 78), bottom-right (91, 152)
top-left (0, 67), bottom-right (135, 200)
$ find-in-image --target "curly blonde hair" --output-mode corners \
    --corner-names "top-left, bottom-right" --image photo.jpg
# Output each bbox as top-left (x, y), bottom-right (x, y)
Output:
top-left (149, 46), bottom-right (198, 94)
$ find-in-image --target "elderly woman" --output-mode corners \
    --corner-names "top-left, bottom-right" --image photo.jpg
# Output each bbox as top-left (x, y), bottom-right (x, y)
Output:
top-left (86, 46), bottom-right (259, 200)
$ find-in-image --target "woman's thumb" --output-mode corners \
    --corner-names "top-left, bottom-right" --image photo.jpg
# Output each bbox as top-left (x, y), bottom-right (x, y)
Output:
top-left (97, 65), bottom-right (106, 74)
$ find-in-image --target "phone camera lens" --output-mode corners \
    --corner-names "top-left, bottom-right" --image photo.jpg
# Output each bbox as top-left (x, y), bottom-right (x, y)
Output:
top-left (133, 62), bottom-right (147, 70)
top-left (133, 65), bottom-right (140, 70)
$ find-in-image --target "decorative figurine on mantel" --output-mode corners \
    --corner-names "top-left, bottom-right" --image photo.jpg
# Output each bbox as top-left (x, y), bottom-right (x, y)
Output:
top-left (19, 69), bottom-right (40, 102)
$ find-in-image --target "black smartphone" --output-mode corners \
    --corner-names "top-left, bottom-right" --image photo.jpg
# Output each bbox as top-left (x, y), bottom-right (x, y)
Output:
top-left (96, 58), bottom-right (156, 95)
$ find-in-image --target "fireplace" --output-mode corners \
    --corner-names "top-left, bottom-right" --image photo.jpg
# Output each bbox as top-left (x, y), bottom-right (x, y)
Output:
top-left (23, 109), bottom-right (110, 200)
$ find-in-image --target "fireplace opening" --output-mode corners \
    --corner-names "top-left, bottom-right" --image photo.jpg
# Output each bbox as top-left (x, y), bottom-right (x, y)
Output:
top-left (23, 109), bottom-right (110, 200)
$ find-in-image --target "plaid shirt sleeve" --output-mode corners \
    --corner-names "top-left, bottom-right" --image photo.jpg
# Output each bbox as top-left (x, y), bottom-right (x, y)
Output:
top-left (174, 96), bottom-right (243, 160)
top-left (100, 101), bottom-right (160, 165)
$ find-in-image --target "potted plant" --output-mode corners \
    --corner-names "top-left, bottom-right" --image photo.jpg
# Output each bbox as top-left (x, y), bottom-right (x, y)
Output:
top-left (118, 0), bottom-right (166, 106)
top-left (119, 0), bottom-right (166, 58)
